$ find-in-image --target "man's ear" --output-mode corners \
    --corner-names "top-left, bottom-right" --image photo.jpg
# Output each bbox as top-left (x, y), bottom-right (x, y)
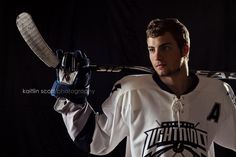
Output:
top-left (181, 44), bottom-right (189, 57)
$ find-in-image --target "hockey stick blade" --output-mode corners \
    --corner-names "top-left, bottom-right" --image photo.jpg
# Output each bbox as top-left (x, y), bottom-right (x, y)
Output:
top-left (16, 12), bottom-right (60, 68)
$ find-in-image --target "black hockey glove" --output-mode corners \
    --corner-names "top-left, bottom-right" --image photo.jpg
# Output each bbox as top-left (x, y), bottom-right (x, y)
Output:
top-left (51, 50), bottom-right (91, 104)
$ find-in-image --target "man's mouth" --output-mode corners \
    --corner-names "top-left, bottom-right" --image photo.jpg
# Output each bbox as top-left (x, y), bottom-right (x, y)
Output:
top-left (156, 63), bottom-right (166, 69)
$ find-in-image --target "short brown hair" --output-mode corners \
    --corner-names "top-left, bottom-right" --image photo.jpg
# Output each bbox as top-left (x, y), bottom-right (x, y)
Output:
top-left (146, 18), bottom-right (190, 49)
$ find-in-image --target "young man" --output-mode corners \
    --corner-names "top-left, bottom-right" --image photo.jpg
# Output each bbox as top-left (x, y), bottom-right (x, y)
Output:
top-left (51, 18), bottom-right (236, 156)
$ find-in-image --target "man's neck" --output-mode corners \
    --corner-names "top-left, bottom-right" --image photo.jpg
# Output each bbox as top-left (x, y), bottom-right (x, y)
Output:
top-left (160, 67), bottom-right (191, 98)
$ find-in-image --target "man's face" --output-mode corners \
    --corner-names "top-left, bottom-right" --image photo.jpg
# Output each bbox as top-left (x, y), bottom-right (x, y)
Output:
top-left (147, 32), bottom-right (188, 77)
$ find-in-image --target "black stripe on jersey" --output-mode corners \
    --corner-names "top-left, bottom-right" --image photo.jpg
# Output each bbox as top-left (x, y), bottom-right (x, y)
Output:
top-left (74, 113), bottom-right (95, 153)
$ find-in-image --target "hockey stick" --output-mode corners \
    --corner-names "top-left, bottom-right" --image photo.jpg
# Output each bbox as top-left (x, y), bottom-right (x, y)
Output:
top-left (16, 12), bottom-right (154, 74)
top-left (16, 12), bottom-right (236, 79)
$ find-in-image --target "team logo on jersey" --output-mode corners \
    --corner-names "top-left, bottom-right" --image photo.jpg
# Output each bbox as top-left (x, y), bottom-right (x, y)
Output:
top-left (142, 121), bottom-right (208, 157)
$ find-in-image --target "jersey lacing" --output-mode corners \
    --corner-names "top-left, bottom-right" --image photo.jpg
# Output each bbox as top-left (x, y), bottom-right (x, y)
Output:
top-left (171, 97), bottom-right (184, 128)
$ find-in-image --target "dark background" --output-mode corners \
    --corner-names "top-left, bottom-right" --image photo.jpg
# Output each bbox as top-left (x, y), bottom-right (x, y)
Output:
top-left (1, 0), bottom-right (236, 156)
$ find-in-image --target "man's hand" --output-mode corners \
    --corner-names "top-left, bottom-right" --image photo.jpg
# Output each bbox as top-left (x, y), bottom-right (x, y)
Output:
top-left (51, 50), bottom-right (91, 104)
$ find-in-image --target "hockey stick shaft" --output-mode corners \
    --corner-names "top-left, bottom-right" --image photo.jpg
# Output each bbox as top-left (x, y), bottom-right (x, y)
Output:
top-left (88, 65), bottom-right (236, 79)
top-left (88, 64), bottom-right (154, 73)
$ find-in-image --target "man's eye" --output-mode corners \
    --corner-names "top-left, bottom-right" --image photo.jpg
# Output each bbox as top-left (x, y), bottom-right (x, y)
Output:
top-left (148, 48), bottom-right (155, 53)
top-left (162, 45), bottom-right (171, 51)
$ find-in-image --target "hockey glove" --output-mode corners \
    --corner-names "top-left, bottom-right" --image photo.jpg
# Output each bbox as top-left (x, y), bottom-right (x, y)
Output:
top-left (51, 50), bottom-right (91, 104)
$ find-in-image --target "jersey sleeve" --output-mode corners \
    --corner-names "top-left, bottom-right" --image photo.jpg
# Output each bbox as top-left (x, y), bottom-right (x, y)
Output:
top-left (53, 98), bottom-right (93, 141)
top-left (213, 82), bottom-right (236, 152)
top-left (89, 82), bottom-right (130, 155)
top-left (54, 81), bottom-right (130, 155)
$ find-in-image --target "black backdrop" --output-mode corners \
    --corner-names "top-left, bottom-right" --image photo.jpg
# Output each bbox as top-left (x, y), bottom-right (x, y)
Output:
top-left (1, 0), bottom-right (236, 156)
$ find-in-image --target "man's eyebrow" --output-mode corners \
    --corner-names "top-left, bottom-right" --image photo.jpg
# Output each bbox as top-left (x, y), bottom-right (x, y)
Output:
top-left (159, 42), bottom-right (172, 48)
top-left (148, 42), bottom-right (172, 49)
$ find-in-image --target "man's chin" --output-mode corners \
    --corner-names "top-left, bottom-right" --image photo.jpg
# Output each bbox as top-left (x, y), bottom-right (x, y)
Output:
top-left (156, 68), bottom-right (181, 77)
top-left (156, 70), bottom-right (168, 77)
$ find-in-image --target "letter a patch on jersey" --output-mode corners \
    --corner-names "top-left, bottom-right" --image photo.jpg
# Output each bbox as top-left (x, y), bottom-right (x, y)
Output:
top-left (207, 102), bottom-right (221, 123)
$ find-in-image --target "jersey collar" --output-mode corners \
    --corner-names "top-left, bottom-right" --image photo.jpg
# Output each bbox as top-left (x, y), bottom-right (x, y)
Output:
top-left (152, 72), bottom-right (199, 95)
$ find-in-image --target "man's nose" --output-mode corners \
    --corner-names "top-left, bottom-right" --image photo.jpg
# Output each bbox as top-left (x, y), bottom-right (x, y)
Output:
top-left (154, 49), bottom-right (163, 60)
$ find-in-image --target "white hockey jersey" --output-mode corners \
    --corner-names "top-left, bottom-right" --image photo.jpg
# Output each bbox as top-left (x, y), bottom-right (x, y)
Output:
top-left (54, 74), bottom-right (236, 157)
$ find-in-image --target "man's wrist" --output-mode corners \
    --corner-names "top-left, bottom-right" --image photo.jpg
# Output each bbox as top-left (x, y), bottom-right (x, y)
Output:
top-left (51, 80), bottom-right (89, 104)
